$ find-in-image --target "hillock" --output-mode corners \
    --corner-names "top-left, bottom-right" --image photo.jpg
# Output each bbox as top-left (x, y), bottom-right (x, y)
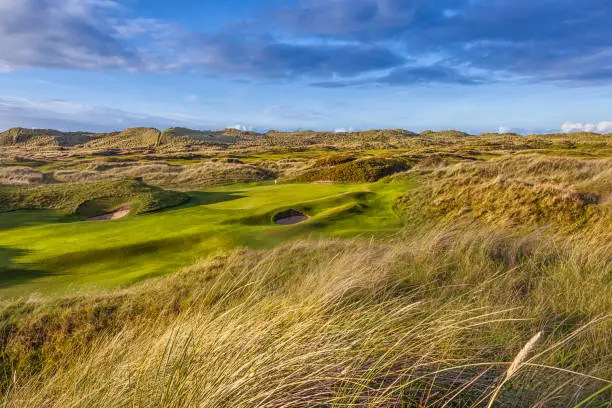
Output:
top-left (296, 158), bottom-right (411, 183)
top-left (85, 127), bottom-right (164, 149)
top-left (0, 178), bottom-right (188, 216)
top-left (0, 128), bottom-right (102, 147)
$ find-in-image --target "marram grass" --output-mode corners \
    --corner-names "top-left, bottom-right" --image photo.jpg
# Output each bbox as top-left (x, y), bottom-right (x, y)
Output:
top-left (2, 224), bottom-right (610, 407)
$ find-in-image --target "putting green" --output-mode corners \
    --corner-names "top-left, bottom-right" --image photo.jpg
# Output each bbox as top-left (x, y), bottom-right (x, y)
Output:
top-left (0, 179), bottom-right (414, 299)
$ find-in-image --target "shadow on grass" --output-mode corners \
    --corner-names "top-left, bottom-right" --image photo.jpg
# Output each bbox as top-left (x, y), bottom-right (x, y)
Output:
top-left (0, 210), bottom-right (77, 231)
top-left (0, 246), bottom-right (50, 289)
top-left (155, 190), bottom-right (247, 213)
top-left (41, 233), bottom-right (207, 272)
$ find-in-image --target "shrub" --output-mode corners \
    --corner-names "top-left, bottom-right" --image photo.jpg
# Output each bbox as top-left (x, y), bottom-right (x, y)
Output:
top-left (297, 158), bottom-right (411, 183)
top-left (312, 154), bottom-right (356, 168)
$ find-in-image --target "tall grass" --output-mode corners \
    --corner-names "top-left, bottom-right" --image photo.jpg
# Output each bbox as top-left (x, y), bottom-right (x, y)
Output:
top-left (396, 154), bottom-right (611, 234)
top-left (2, 223), bottom-right (609, 406)
top-left (53, 161), bottom-right (275, 189)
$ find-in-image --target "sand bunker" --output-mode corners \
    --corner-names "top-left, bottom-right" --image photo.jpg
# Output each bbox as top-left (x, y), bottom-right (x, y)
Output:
top-left (87, 205), bottom-right (132, 221)
top-left (274, 209), bottom-right (309, 225)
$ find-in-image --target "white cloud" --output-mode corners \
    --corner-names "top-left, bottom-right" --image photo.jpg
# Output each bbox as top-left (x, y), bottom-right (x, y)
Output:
top-left (561, 121), bottom-right (612, 133)
top-left (184, 94), bottom-right (198, 103)
top-left (497, 126), bottom-right (512, 134)
top-left (334, 127), bottom-right (356, 133)
top-left (0, 0), bottom-right (136, 70)
top-left (0, 96), bottom-right (209, 131)
top-left (228, 124), bottom-right (253, 131)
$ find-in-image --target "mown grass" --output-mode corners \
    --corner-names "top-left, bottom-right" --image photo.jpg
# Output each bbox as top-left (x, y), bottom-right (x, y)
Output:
top-left (0, 181), bottom-right (409, 298)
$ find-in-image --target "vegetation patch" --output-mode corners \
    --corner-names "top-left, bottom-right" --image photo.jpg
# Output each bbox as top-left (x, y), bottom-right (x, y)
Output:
top-left (85, 127), bottom-right (164, 149)
top-left (0, 179), bottom-right (188, 216)
top-left (0, 229), bottom-right (609, 406)
top-left (396, 155), bottom-right (611, 231)
top-left (0, 166), bottom-right (45, 185)
top-left (0, 128), bottom-right (102, 147)
top-left (312, 154), bottom-right (356, 168)
top-left (53, 161), bottom-right (275, 189)
top-left (296, 158), bottom-right (411, 183)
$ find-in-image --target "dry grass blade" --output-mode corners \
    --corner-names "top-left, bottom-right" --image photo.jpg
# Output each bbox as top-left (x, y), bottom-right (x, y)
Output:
top-left (486, 332), bottom-right (543, 408)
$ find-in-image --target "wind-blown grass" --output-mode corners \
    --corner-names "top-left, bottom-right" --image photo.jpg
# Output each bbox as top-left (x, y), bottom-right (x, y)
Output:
top-left (0, 130), bottom-right (610, 406)
top-left (396, 154), bottom-right (611, 232)
top-left (1, 223), bottom-right (609, 406)
top-left (53, 160), bottom-right (276, 189)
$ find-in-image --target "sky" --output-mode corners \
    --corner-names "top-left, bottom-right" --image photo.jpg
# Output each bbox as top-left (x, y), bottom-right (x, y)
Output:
top-left (0, 0), bottom-right (611, 133)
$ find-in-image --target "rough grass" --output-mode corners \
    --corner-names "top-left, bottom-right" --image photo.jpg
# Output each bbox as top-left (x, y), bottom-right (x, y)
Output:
top-left (0, 179), bottom-right (188, 216)
top-left (1, 224), bottom-right (609, 406)
top-left (0, 128), bottom-right (101, 147)
top-left (313, 154), bottom-right (357, 168)
top-left (84, 127), bottom-right (165, 149)
top-left (0, 167), bottom-right (45, 185)
top-left (0, 131), bottom-right (610, 406)
top-left (53, 160), bottom-right (276, 188)
top-left (297, 158), bottom-right (411, 183)
top-left (396, 155), bottom-right (611, 232)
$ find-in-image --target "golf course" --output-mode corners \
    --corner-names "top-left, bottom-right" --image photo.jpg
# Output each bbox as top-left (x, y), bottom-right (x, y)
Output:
top-left (0, 179), bottom-right (412, 298)
top-left (0, 127), bottom-right (610, 407)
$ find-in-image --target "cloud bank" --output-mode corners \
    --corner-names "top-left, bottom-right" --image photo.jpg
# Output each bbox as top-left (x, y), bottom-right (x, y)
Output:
top-left (562, 122), bottom-right (612, 133)
top-left (0, 0), bottom-right (611, 87)
top-left (0, 97), bottom-right (208, 131)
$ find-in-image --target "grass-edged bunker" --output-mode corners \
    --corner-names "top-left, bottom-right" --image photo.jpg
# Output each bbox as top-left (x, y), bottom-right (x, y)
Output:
top-left (273, 209), bottom-right (309, 225)
top-left (86, 204), bottom-right (133, 221)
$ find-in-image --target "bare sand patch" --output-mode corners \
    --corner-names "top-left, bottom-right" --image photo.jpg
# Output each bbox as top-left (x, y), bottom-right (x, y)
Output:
top-left (86, 205), bottom-right (133, 221)
top-left (274, 209), bottom-right (309, 225)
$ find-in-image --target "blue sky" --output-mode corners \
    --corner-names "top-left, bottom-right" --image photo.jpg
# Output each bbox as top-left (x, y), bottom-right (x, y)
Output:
top-left (0, 0), bottom-right (611, 133)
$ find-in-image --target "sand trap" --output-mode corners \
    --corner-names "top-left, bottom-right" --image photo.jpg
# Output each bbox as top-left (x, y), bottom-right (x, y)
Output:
top-left (274, 209), bottom-right (309, 225)
top-left (87, 205), bottom-right (132, 221)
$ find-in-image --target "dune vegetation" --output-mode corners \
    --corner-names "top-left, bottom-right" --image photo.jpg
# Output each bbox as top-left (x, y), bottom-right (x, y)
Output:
top-left (0, 127), bottom-right (610, 407)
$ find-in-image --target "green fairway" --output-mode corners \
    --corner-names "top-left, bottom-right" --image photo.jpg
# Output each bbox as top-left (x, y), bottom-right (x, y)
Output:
top-left (0, 179), bottom-right (413, 299)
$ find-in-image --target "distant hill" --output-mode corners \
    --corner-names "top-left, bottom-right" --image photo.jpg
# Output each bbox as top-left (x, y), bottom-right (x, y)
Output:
top-left (0, 127), bottom-right (257, 150)
top-left (238, 129), bottom-right (419, 148)
top-left (2, 126), bottom-right (609, 151)
top-left (0, 128), bottom-right (103, 147)
top-left (84, 127), bottom-right (165, 149)
top-left (161, 127), bottom-right (247, 144)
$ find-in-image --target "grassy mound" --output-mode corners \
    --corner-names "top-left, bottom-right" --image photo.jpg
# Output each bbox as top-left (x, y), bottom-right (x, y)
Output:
top-left (297, 158), bottom-right (411, 183)
top-left (312, 154), bottom-right (356, 168)
top-left (396, 155), bottom-right (611, 231)
top-left (161, 127), bottom-right (239, 144)
top-left (54, 161), bottom-right (276, 188)
top-left (0, 166), bottom-right (45, 185)
top-left (235, 191), bottom-right (374, 226)
top-left (85, 128), bottom-right (164, 149)
top-left (0, 128), bottom-right (101, 147)
top-left (0, 179), bottom-right (188, 217)
top-left (1, 225), bottom-right (609, 406)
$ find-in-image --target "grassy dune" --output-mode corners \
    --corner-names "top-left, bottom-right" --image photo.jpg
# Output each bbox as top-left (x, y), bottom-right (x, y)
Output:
top-left (1, 227), bottom-right (609, 406)
top-left (0, 129), bottom-right (610, 406)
